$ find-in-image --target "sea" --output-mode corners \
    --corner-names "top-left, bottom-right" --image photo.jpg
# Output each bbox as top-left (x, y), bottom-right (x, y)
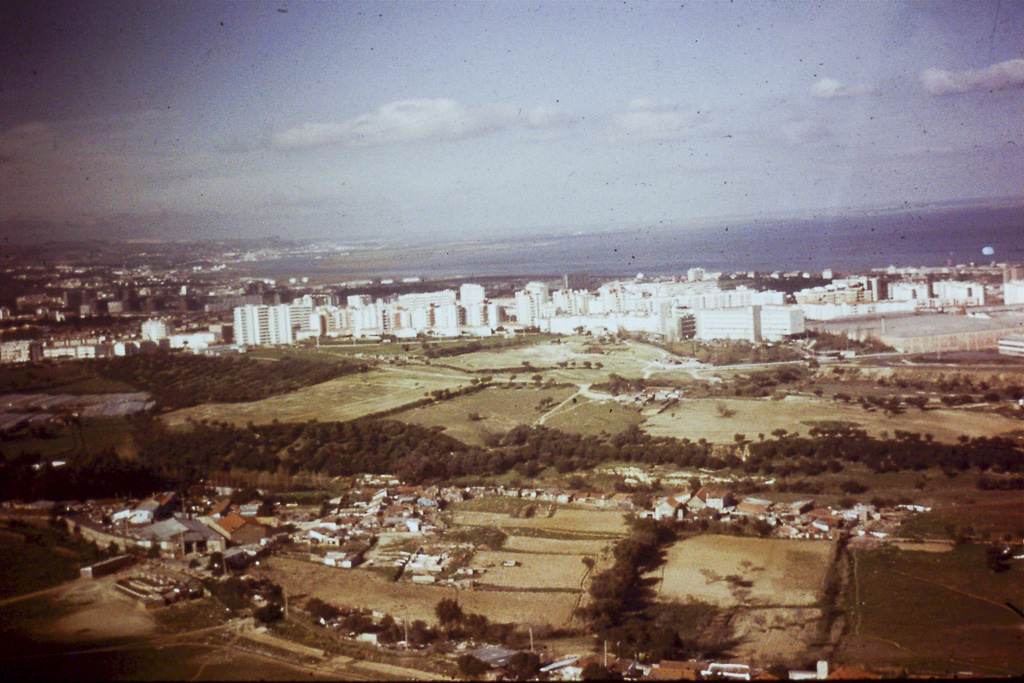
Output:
top-left (247, 204), bottom-right (1024, 281)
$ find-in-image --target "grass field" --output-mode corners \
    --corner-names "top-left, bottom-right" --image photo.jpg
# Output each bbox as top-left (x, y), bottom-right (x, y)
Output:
top-left (653, 535), bottom-right (834, 608)
top-left (897, 489), bottom-right (1024, 540)
top-left (540, 396), bottom-right (645, 436)
top-left (261, 556), bottom-right (580, 626)
top-left (0, 528), bottom-right (81, 599)
top-left (392, 385), bottom-right (576, 445)
top-left (161, 366), bottom-right (471, 427)
top-left (843, 545), bottom-right (1024, 676)
top-left (643, 395), bottom-right (1022, 444)
top-left (0, 522), bottom-right (112, 599)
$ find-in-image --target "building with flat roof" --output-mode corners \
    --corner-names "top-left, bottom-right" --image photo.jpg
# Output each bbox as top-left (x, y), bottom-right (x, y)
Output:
top-left (997, 334), bottom-right (1024, 358)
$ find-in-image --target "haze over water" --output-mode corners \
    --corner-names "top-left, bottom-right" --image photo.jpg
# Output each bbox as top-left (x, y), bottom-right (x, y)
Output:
top-left (250, 205), bottom-right (1024, 280)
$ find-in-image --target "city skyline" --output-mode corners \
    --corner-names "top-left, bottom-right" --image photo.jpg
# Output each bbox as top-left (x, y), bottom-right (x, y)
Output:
top-left (1, 0), bottom-right (1022, 244)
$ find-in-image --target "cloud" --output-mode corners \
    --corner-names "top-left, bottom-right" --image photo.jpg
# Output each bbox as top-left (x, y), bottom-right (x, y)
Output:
top-left (272, 99), bottom-right (571, 149)
top-left (921, 58), bottom-right (1024, 96)
top-left (614, 99), bottom-right (720, 141)
top-left (810, 77), bottom-right (875, 99)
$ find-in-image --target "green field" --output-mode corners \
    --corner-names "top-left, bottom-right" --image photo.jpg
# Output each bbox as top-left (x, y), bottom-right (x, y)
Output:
top-left (844, 545), bottom-right (1024, 677)
top-left (0, 523), bottom-right (105, 599)
top-left (392, 385), bottom-right (576, 445)
top-left (541, 396), bottom-right (645, 436)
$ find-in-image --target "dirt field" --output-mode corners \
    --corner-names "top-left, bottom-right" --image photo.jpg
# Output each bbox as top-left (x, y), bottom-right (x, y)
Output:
top-left (470, 550), bottom-right (589, 591)
top-left (728, 606), bottom-right (824, 663)
top-left (393, 385), bottom-right (577, 445)
top-left (453, 509), bottom-right (629, 537)
top-left (843, 545), bottom-right (1024, 677)
top-left (262, 557), bottom-right (579, 626)
top-left (0, 576), bottom-right (158, 643)
top-left (643, 395), bottom-right (1022, 444)
top-left (653, 535), bottom-right (834, 607)
top-left (502, 535), bottom-right (609, 555)
top-left (162, 367), bottom-right (470, 427)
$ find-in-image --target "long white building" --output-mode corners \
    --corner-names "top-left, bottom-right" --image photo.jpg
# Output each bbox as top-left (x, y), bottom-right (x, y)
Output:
top-left (233, 304), bottom-right (294, 346)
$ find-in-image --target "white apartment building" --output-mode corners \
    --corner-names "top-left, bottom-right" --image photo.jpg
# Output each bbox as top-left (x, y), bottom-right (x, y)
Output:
top-left (1005, 281), bottom-right (1024, 306)
top-left (459, 283), bottom-right (486, 307)
top-left (760, 306), bottom-right (806, 340)
top-left (233, 304), bottom-right (294, 346)
top-left (695, 307), bottom-right (762, 342)
top-left (0, 340), bottom-right (43, 364)
top-left (889, 282), bottom-right (931, 303)
top-left (931, 280), bottom-right (984, 307)
top-left (140, 319), bottom-right (175, 341)
top-left (694, 305), bottom-right (804, 343)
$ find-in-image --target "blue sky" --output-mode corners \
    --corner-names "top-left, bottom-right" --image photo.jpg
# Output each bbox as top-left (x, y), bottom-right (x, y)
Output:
top-left (1, 1), bottom-right (1021, 243)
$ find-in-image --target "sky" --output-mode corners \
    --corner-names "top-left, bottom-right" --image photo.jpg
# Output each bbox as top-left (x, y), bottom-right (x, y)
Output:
top-left (1, 0), bottom-right (1022, 244)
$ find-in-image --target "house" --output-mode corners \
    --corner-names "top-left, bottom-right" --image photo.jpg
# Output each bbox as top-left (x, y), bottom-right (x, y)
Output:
top-left (653, 494), bottom-right (690, 521)
top-left (210, 513), bottom-right (269, 546)
top-left (208, 498), bottom-right (233, 518)
top-left (695, 486), bottom-right (734, 511)
top-left (735, 497), bottom-right (772, 517)
top-left (113, 492), bottom-right (179, 526)
top-left (133, 517), bottom-right (226, 554)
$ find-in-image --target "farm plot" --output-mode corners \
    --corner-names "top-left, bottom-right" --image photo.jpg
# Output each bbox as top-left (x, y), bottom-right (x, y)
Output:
top-left (842, 545), bottom-right (1024, 677)
top-left (453, 509), bottom-right (629, 538)
top-left (643, 395), bottom-right (1022, 444)
top-left (161, 367), bottom-right (470, 428)
top-left (653, 535), bottom-right (834, 607)
top-left (502, 535), bottom-right (609, 556)
top-left (261, 557), bottom-right (578, 626)
top-left (393, 385), bottom-right (577, 445)
top-left (470, 550), bottom-right (590, 591)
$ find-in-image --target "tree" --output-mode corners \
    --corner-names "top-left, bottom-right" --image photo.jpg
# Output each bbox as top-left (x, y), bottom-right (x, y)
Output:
top-left (435, 597), bottom-right (463, 626)
top-left (582, 662), bottom-right (621, 680)
top-left (505, 652), bottom-right (541, 681)
top-left (457, 654), bottom-right (489, 676)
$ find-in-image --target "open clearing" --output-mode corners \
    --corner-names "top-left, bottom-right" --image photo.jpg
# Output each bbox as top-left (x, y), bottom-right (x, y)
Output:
top-left (540, 396), bottom-right (645, 437)
top-left (393, 385), bottom-right (576, 445)
top-left (470, 550), bottom-right (589, 591)
top-left (453, 509), bottom-right (629, 538)
top-left (643, 395), bottom-right (1022, 444)
top-left (262, 557), bottom-right (578, 626)
top-left (653, 535), bottom-right (834, 607)
top-left (502, 535), bottom-right (609, 555)
top-left (843, 545), bottom-right (1024, 676)
top-left (162, 366), bottom-right (470, 427)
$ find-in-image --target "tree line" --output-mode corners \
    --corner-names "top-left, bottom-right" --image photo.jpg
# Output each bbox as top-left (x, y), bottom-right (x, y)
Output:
top-left (93, 352), bottom-right (368, 409)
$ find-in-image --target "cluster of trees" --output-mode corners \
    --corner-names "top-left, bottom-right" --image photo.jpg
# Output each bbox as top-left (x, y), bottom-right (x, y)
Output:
top-left (130, 416), bottom-right (470, 485)
top-left (126, 413), bottom-right (1024, 494)
top-left (584, 517), bottom-right (735, 662)
top-left (0, 447), bottom-right (169, 502)
top-left (803, 330), bottom-right (893, 354)
top-left (656, 339), bottom-right (805, 366)
top-left (743, 426), bottom-right (1023, 477)
top-left (93, 352), bottom-right (368, 409)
